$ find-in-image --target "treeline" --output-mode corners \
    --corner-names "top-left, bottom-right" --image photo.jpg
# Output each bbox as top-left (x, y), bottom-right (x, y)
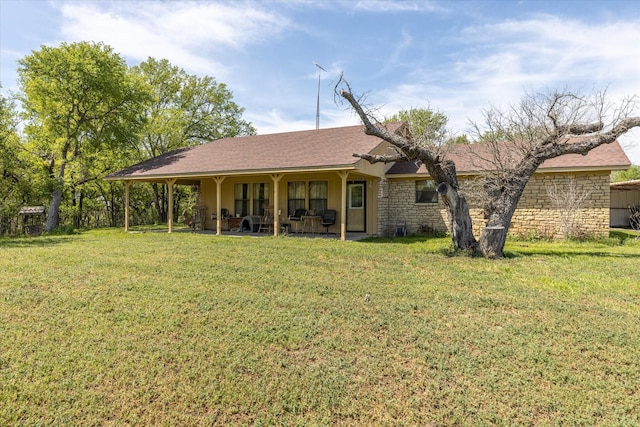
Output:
top-left (0, 41), bottom-right (255, 236)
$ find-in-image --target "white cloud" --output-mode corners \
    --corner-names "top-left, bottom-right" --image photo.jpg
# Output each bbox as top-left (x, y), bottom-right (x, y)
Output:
top-left (373, 15), bottom-right (640, 137)
top-left (57, 1), bottom-right (291, 77)
top-left (353, 0), bottom-right (447, 13)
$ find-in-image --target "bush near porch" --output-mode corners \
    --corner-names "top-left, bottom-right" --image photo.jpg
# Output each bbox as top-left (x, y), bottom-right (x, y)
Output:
top-left (1, 230), bottom-right (639, 425)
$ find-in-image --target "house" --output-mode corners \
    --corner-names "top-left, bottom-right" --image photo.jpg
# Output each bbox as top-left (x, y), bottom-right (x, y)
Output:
top-left (106, 123), bottom-right (631, 239)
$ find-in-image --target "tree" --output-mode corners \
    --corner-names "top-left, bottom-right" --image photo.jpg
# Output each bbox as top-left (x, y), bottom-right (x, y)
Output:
top-left (386, 108), bottom-right (470, 146)
top-left (17, 41), bottom-right (148, 231)
top-left (338, 78), bottom-right (640, 258)
top-left (131, 58), bottom-right (256, 223)
top-left (546, 177), bottom-right (592, 239)
top-left (0, 91), bottom-right (30, 235)
top-left (611, 164), bottom-right (640, 182)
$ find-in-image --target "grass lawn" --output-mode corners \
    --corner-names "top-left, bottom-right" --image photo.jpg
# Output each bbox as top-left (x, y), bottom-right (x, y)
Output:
top-left (1, 229), bottom-right (639, 426)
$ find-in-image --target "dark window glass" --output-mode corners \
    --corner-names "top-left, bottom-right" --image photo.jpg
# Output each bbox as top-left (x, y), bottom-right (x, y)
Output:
top-left (415, 180), bottom-right (438, 203)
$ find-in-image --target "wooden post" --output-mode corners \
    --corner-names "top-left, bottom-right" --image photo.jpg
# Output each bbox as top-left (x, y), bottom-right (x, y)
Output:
top-left (124, 180), bottom-right (131, 232)
top-left (338, 171), bottom-right (348, 241)
top-left (271, 173), bottom-right (283, 236)
top-left (167, 178), bottom-right (177, 233)
top-left (213, 176), bottom-right (225, 235)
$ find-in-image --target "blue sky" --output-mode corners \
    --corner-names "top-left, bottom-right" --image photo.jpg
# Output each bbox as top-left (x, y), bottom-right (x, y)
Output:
top-left (1, 0), bottom-right (639, 163)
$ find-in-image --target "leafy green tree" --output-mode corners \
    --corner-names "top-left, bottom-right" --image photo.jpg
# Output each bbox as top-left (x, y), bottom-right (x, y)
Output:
top-left (0, 91), bottom-right (25, 234)
top-left (612, 165), bottom-right (640, 182)
top-left (17, 41), bottom-right (148, 231)
top-left (131, 58), bottom-right (256, 222)
top-left (386, 108), bottom-right (469, 146)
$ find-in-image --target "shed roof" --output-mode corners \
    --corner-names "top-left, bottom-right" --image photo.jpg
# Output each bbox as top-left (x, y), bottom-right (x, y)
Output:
top-left (18, 206), bottom-right (45, 216)
top-left (610, 179), bottom-right (640, 191)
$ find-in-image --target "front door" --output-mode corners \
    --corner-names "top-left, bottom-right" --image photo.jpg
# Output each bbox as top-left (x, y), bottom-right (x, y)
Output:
top-left (347, 182), bottom-right (365, 232)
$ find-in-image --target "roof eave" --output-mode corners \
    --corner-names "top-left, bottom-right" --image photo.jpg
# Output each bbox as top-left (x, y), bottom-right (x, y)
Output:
top-left (384, 165), bottom-right (628, 180)
top-left (104, 164), bottom-right (361, 182)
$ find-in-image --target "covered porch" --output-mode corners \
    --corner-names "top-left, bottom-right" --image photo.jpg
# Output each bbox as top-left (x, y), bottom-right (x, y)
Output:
top-left (105, 124), bottom-right (405, 239)
top-left (119, 167), bottom-right (382, 241)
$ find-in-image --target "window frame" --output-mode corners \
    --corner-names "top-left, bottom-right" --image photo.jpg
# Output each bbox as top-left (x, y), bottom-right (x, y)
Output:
top-left (415, 180), bottom-right (438, 204)
top-left (287, 181), bottom-right (306, 216)
top-left (308, 181), bottom-right (328, 215)
top-left (234, 183), bottom-right (250, 216)
top-left (252, 182), bottom-right (270, 216)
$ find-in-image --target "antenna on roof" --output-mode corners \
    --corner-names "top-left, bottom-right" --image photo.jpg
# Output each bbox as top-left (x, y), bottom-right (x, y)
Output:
top-left (313, 62), bottom-right (326, 130)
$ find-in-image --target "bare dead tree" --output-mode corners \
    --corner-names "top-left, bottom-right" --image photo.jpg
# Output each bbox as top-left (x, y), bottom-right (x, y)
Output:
top-left (336, 76), bottom-right (477, 252)
top-left (546, 176), bottom-right (593, 239)
top-left (337, 77), bottom-right (640, 258)
top-left (469, 89), bottom-right (640, 257)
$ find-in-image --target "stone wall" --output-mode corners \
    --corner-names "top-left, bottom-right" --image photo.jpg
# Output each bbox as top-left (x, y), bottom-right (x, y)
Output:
top-left (379, 179), bottom-right (448, 237)
top-left (378, 172), bottom-right (611, 238)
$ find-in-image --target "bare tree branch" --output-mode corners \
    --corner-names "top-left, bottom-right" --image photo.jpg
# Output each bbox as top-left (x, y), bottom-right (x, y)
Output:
top-left (354, 152), bottom-right (406, 163)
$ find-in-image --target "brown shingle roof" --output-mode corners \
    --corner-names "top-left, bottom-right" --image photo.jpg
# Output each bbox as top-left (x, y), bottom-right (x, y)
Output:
top-left (386, 139), bottom-right (631, 175)
top-left (107, 123), bottom-right (402, 180)
top-left (107, 122), bottom-right (630, 181)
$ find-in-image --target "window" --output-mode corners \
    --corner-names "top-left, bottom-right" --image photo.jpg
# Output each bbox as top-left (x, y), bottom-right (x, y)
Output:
top-left (415, 180), bottom-right (438, 203)
top-left (252, 182), bottom-right (270, 216)
top-left (287, 182), bottom-right (306, 215)
top-left (234, 183), bottom-right (249, 216)
top-left (349, 183), bottom-right (364, 208)
top-left (309, 181), bottom-right (328, 214)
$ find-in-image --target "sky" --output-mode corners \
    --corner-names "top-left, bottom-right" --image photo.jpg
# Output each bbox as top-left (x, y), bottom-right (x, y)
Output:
top-left (1, 0), bottom-right (640, 163)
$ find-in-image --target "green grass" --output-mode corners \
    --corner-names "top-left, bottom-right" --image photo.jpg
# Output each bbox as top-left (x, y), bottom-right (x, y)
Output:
top-left (1, 230), bottom-right (639, 426)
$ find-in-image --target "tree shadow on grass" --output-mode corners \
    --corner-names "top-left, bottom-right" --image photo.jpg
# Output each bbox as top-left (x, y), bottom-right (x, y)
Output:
top-left (359, 234), bottom-right (640, 259)
top-left (503, 248), bottom-right (640, 259)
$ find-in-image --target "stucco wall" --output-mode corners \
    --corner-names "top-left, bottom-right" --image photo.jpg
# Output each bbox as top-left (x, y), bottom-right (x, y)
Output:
top-left (379, 172), bottom-right (611, 239)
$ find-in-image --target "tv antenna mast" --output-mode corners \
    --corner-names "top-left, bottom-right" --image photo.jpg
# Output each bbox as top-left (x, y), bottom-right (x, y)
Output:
top-left (313, 62), bottom-right (326, 130)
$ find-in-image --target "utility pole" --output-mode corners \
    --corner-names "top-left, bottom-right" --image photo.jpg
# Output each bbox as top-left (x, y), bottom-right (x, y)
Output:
top-left (313, 62), bottom-right (326, 130)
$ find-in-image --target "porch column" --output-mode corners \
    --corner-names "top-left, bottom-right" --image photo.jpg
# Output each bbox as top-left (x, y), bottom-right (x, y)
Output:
top-left (271, 173), bottom-right (283, 236)
top-left (213, 176), bottom-right (225, 235)
top-left (166, 178), bottom-right (177, 233)
top-left (338, 171), bottom-right (349, 241)
top-left (124, 180), bottom-right (131, 232)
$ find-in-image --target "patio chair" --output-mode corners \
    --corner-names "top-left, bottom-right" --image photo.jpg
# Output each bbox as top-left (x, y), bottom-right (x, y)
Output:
top-left (395, 220), bottom-right (407, 237)
top-left (320, 209), bottom-right (337, 234)
top-left (258, 206), bottom-right (274, 233)
top-left (288, 208), bottom-right (307, 233)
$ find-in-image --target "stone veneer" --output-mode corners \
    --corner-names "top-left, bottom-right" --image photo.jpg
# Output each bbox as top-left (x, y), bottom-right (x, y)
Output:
top-left (378, 172), bottom-right (611, 239)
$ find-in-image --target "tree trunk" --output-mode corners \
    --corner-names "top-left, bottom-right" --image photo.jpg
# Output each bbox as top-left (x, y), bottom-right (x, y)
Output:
top-left (478, 226), bottom-right (508, 258)
top-left (45, 187), bottom-right (63, 232)
top-left (437, 182), bottom-right (477, 251)
top-left (476, 186), bottom-right (523, 258)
